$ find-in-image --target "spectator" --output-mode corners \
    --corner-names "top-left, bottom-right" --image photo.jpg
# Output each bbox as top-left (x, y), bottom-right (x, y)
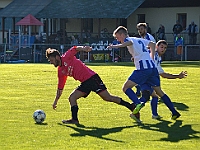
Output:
top-left (157, 24), bottom-right (166, 40)
top-left (81, 29), bottom-right (87, 43)
top-left (86, 29), bottom-right (92, 39)
top-left (146, 23), bottom-right (152, 34)
top-left (186, 21), bottom-right (198, 45)
top-left (175, 34), bottom-right (184, 60)
top-left (173, 20), bottom-right (183, 41)
top-left (101, 28), bottom-right (109, 38)
top-left (70, 35), bottom-right (78, 46)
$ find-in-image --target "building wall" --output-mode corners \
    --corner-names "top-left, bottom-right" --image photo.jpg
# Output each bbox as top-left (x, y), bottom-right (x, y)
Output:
top-left (128, 7), bottom-right (200, 44)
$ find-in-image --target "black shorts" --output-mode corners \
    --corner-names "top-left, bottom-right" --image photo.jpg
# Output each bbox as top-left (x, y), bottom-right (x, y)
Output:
top-left (76, 74), bottom-right (107, 97)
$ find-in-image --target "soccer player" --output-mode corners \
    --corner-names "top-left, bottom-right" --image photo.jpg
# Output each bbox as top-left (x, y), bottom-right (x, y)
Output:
top-left (107, 26), bottom-right (180, 121)
top-left (136, 22), bottom-right (156, 42)
top-left (46, 46), bottom-right (137, 124)
top-left (146, 40), bottom-right (187, 119)
top-left (134, 23), bottom-right (156, 96)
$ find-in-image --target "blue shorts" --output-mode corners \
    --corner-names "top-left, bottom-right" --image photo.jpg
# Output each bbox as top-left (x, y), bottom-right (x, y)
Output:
top-left (128, 68), bottom-right (160, 90)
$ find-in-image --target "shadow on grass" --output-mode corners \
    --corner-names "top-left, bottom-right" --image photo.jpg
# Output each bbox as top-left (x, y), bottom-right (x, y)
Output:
top-left (57, 123), bottom-right (138, 142)
top-left (34, 122), bottom-right (48, 125)
top-left (139, 120), bottom-right (200, 142)
top-left (159, 100), bottom-right (189, 111)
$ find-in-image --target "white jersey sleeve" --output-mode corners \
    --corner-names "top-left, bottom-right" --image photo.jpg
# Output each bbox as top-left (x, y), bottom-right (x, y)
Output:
top-left (154, 51), bottom-right (164, 74)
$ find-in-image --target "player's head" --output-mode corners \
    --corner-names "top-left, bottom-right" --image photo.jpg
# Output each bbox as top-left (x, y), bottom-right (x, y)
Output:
top-left (156, 40), bottom-right (168, 56)
top-left (137, 23), bottom-right (147, 37)
top-left (113, 26), bottom-right (128, 43)
top-left (46, 48), bottom-right (61, 67)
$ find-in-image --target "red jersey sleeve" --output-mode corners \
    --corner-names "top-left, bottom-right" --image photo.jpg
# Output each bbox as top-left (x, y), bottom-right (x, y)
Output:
top-left (57, 67), bottom-right (68, 90)
top-left (63, 46), bottom-right (77, 59)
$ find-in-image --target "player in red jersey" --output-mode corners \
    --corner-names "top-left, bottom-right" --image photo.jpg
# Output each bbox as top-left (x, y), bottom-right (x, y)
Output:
top-left (46, 46), bottom-right (140, 124)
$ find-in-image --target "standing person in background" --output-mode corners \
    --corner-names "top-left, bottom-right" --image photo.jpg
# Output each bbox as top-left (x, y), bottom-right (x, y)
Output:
top-left (70, 35), bottom-right (79, 46)
top-left (186, 21), bottom-right (198, 45)
top-left (157, 24), bottom-right (166, 40)
top-left (46, 46), bottom-right (138, 124)
top-left (173, 20), bottom-right (183, 40)
top-left (175, 34), bottom-right (184, 60)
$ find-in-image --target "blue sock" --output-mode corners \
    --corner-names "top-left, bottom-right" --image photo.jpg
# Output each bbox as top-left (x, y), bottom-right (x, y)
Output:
top-left (125, 88), bottom-right (140, 104)
top-left (161, 94), bottom-right (177, 114)
top-left (135, 85), bottom-right (141, 94)
top-left (151, 97), bottom-right (158, 116)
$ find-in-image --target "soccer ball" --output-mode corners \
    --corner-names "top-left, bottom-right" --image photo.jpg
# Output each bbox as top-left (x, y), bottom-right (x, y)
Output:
top-left (33, 110), bottom-right (46, 124)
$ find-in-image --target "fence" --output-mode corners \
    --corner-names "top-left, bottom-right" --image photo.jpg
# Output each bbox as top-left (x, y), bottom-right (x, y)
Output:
top-left (0, 41), bottom-right (199, 63)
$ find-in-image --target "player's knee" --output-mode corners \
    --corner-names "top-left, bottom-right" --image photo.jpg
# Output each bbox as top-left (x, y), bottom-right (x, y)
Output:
top-left (142, 90), bottom-right (151, 101)
top-left (122, 86), bottom-right (128, 93)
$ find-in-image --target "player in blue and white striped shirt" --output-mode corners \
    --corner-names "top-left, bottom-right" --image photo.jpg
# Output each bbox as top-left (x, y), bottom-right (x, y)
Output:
top-left (108, 26), bottom-right (181, 122)
top-left (145, 40), bottom-right (187, 120)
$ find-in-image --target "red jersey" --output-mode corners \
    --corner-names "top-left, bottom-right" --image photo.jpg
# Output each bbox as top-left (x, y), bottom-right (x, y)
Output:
top-left (57, 46), bottom-right (96, 89)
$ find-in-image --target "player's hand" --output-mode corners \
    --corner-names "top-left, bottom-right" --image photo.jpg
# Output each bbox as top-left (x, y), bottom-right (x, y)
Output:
top-left (84, 46), bottom-right (92, 52)
top-left (131, 57), bottom-right (134, 62)
top-left (52, 101), bottom-right (57, 110)
top-left (179, 71), bottom-right (187, 79)
top-left (107, 44), bottom-right (113, 50)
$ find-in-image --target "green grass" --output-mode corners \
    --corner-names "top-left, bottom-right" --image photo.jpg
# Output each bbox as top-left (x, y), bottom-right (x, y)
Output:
top-left (0, 61), bottom-right (200, 150)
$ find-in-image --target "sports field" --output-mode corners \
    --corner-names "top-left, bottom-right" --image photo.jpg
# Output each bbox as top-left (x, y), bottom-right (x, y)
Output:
top-left (0, 61), bottom-right (200, 150)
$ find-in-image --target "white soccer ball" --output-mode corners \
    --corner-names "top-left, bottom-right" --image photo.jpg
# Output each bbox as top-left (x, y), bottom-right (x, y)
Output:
top-left (33, 110), bottom-right (46, 124)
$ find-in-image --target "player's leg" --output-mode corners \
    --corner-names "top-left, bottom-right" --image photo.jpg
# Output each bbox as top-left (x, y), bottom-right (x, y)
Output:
top-left (150, 91), bottom-right (161, 119)
top-left (122, 79), bottom-right (141, 105)
top-left (153, 86), bottom-right (180, 120)
top-left (97, 89), bottom-right (135, 111)
top-left (62, 89), bottom-right (87, 124)
top-left (135, 85), bottom-right (141, 97)
top-left (97, 87), bottom-right (141, 122)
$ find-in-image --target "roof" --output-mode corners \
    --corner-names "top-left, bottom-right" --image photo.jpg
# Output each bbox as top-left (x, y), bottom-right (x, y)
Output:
top-left (0, 0), bottom-right (52, 17)
top-left (16, 14), bottom-right (43, 26)
top-left (35, 0), bottom-right (145, 19)
top-left (140, 0), bottom-right (200, 7)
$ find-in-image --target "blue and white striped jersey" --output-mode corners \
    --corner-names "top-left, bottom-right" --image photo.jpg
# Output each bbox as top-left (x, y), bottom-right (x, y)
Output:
top-left (154, 51), bottom-right (164, 74)
top-left (125, 37), bottom-right (155, 70)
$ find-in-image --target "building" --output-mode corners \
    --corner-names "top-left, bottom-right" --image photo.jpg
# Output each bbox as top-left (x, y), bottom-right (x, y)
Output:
top-left (0, 0), bottom-right (199, 61)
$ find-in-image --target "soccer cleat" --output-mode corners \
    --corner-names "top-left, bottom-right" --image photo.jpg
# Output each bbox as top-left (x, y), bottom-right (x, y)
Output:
top-left (133, 103), bottom-right (145, 114)
top-left (130, 103), bottom-right (140, 119)
top-left (130, 113), bottom-right (142, 123)
top-left (62, 119), bottom-right (79, 124)
top-left (152, 115), bottom-right (162, 120)
top-left (171, 112), bottom-right (181, 120)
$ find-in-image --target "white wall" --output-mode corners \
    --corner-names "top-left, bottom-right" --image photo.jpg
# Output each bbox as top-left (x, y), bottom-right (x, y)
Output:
top-left (129, 7), bottom-right (200, 34)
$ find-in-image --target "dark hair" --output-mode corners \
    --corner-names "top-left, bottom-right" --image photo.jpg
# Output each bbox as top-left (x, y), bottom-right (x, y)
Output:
top-left (156, 40), bottom-right (168, 46)
top-left (113, 26), bottom-right (128, 37)
top-left (46, 48), bottom-right (60, 59)
top-left (137, 23), bottom-right (147, 29)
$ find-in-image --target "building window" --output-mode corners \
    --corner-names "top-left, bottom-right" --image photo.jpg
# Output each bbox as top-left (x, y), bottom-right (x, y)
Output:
top-left (137, 14), bottom-right (145, 23)
top-left (83, 19), bottom-right (93, 32)
top-left (177, 13), bottom-right (187, 30)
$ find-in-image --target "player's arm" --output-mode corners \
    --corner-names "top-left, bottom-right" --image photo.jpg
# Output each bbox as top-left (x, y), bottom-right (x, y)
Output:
top-left (75, 46), bottom-right (92, 52)
top-left (53, 89), bottom-right (63, 109)
top-left (107, 41), bottom-right (133, 49)
top-left (53, 72), bottom-right (67, 110)
top-left (160, 71), bottom-right (187, 79)
top-left (148, 41), bottom-right (156, 61)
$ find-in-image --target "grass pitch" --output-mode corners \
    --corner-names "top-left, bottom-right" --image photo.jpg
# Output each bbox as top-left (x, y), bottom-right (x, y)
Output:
top-left (0, 61), bottom-right (200, 150)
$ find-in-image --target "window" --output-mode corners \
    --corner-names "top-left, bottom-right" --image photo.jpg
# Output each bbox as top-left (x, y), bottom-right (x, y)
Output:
top-left (137, 14), bottom-right (145, 23)
top-left (83, 19), bottom-right (93, 32)
top-left (177, 13), bottom-right (187, 30)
